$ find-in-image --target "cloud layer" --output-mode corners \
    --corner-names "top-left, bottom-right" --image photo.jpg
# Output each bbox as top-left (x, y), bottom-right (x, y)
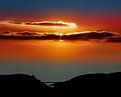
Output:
top-left (62, 31), bottom-right (118, 40)
top-left (105, 37), bottom-right (121, 42)
top-left (0, 21), bottom-right (120, 42)
top-left (0, 30), bottom-right (119, 41)
top-left (0, 21), bottom-right (77, 33)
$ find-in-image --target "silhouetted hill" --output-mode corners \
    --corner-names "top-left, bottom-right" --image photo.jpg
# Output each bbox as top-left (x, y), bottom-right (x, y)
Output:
top-left (0, 74), bottom-right (52, 96)
top-left (54, 72), bottom-right (121, 95)
top-left (0, 72), bottom-right (120, 96)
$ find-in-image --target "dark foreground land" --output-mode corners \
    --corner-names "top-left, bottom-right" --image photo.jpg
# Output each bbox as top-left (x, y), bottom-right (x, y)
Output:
top-left (0, 72), bottom-right (121, 96)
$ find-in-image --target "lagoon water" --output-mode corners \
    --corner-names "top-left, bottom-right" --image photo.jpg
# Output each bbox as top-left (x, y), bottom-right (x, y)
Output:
top-left (0, 40), bottom-right (121, 81)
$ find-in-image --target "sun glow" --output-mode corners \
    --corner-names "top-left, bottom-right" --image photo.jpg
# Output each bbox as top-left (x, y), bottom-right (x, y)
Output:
top-left (56, 21), bottom-right (78, 28)
top-left (39, 21), bottom-right (78, 33)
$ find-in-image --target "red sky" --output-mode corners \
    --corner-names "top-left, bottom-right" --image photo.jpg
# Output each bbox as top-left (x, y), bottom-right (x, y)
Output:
top-left (0, 12), bottom-right (121, 33)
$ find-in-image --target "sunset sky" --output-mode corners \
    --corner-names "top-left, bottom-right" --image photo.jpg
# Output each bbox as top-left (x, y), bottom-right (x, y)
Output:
top-left (0, 0), bottom-right (121, 81)
top-left (0, 0), bottom-right (121, 32)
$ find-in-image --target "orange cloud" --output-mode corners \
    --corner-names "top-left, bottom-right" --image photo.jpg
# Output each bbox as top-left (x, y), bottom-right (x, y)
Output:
top-left (0, 21), bottom-right (78, 33)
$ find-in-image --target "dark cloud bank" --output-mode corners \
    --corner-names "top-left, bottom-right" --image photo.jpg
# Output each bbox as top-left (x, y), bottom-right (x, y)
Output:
top-left (0, 31), bottom-right (121, 42)
top-left (11, 21), bottom-right (70, 26)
